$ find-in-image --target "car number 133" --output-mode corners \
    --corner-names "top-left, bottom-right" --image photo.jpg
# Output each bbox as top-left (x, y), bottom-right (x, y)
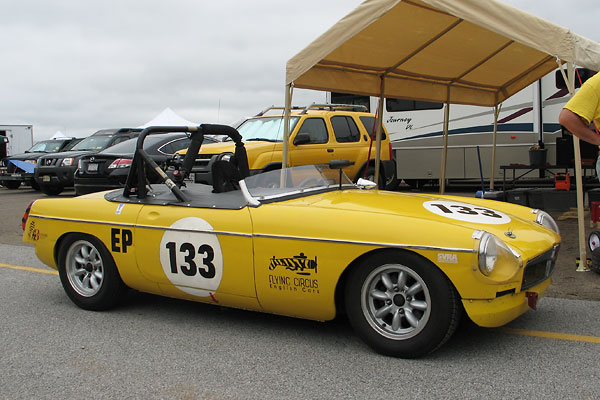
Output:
top-left (159, 217), bottom-right (224, 295)
top-left (423, 200), bottom-right (511, 225)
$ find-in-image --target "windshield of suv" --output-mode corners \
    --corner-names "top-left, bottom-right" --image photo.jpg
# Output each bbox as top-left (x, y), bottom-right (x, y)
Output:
top-left (236, 116), bottom-right (299, 142)
top-left (26, 140), bottom-right (69, 153)
top-left (71, 135), bottom-right (114, 151)
top-left (242, 164), bottom-right (353, 201)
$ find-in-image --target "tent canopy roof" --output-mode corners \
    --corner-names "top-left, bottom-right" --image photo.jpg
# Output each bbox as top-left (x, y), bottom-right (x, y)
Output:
top-left (138, 107), bottom-right (198, 128)
top-left (286, 0), bottom-right (600, 107)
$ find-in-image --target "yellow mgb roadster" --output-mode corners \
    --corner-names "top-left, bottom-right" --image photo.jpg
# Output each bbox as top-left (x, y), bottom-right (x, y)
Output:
top-left (23, 124), bottom-right (560, 358)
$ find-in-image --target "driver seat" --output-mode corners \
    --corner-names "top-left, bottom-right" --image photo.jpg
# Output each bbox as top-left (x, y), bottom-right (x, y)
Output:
top-left (211, 144), bottom-right (250, 193)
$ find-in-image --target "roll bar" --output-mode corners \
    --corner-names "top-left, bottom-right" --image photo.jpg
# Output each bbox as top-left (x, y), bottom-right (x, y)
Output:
top-left (123, 124), bottom-right (246, 202)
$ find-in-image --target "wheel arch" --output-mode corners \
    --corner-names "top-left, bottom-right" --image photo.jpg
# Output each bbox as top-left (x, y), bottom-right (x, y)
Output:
top-left (334, 247), bottom-right (459, 317)
top-left (53, 231), bottom-right (115, 270)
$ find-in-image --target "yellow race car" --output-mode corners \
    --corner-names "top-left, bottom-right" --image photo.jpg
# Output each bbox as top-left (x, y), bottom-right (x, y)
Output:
top-left (23, 124), bottom-right (561, 358)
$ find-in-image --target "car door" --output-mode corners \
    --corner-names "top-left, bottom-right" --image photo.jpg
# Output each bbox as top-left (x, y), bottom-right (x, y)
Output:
top-left (133, 203), bottom-right (259, 308)
top-left (328, 115), bottom-right (365, 180)
top-left (289, 117), bottom-right (334, 167)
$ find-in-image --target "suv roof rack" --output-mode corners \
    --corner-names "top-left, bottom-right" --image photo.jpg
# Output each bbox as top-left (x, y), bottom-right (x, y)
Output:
top-left (255, 103), bottom-right (368, 117)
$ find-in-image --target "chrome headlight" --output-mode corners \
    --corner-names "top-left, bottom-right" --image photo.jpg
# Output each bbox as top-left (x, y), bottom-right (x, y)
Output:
top-left (61, 158), bottom-right (74, 166)
top-left (476, 232), bottom-right (519, 277)
top-left (535, 210), bottom-right (560, 235)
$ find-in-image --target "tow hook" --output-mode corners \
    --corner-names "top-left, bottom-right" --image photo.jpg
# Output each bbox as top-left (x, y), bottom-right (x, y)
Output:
top-left (526, 292), bottom-right (538, 310)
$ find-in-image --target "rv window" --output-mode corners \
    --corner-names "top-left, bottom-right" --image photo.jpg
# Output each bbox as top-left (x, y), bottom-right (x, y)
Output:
top-left (555, 68), bottom-right (596, 90)
top-left (331, 116), bottom-right (360, 143)
top-left (386, 99), bottom-right (443, 112)
top-left (358, 116), bottom-right (387, 140)
top-left (330, 93), bottom-right (370, 112)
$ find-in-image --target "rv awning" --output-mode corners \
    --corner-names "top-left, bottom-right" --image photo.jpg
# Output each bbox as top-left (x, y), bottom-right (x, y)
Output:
top-left (286, 0), bottom-right (600, 106)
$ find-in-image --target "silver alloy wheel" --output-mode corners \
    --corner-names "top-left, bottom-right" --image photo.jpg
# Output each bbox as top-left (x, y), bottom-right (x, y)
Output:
top-left (65, 239), bottom-right (104, 297)
top-left (361, 263), bottom-right (431, 340)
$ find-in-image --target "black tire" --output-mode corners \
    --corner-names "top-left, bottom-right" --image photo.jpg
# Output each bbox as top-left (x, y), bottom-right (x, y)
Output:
top-left (58, 233), bottom-right (127, 310)
top-left (2, 180), bottom-right (21, 189)
top-left (40, 184), bottom-right (64, 196)
top-left (591, 248), bottom-right (600, 274)
top-left (30, 180), bottom-right (40, 191)
top-left (345, 250), bottom-right (461, 358)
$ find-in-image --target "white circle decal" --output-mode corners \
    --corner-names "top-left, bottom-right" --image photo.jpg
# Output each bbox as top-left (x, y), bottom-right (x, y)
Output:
top-left (159, 217), bottom-right (223, 297)
top-left (423, 200), bottom-right (511, 225)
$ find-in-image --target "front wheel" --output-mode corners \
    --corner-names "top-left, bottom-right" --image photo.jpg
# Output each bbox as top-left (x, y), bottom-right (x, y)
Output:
top-left (58, 233), bottom-right (127, 310)
top-left (40, 184), bottom-right (63, 196)
top-left (345, 251), bottom-right (461, 358)
top-left (2, 180), bottom-right (21, 189)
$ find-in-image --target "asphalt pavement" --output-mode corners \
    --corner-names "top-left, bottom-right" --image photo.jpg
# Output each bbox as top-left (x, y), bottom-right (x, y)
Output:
top-left (2, 186), bottom-right (600, 399)
top-left (2, 245), bottom-right (600, 399)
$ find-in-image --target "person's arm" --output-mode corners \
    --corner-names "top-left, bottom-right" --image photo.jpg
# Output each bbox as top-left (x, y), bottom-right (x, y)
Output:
top-left (558, 108), bottom-right (600, 145)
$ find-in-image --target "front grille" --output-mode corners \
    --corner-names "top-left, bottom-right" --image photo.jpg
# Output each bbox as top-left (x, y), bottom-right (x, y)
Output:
top-left (41, 158), bottom-right (57, 167)
top-left (521, 245), bottom-right (559, 290)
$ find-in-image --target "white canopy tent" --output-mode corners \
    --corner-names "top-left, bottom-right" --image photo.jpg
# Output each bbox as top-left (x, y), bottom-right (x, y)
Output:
top-left (284, 0), bottom-right (600, 270)
top-left (138, 107), bottom-right (198, 128)
top-left (50, 130), bottom-right (69, 139)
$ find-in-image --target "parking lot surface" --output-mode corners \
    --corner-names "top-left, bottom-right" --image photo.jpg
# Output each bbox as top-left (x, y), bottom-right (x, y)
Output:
top-left (1, 186), bottom-right (600, 398)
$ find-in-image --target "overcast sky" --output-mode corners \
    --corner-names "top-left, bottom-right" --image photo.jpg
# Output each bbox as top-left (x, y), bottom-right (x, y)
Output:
top-left (1, 0), bottom-right (599, 140)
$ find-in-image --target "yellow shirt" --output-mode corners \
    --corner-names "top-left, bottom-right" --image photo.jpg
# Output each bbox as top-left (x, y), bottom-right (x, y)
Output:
top-left (564, 71), bottom-right (600, 127)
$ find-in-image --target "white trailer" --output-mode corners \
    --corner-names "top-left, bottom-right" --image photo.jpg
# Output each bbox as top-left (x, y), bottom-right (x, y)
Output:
top-left (0, 125), bottom-right (34, 158)
top-left (329, 69), bottom-right (596, 187)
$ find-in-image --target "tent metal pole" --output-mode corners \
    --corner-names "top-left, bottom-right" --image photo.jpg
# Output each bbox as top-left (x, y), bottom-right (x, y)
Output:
top-left (281, 83), bottom-right (294, 187)
top-left (374, 76), bottom-right (385, 187)
top-left (490, 104), bottom-right (501, 191)
top-left (440, 101), bottom-right (450, 194)
top-left (565, 63), bottom-right (590, 272)
top-left (282, 83), bottom-right (293, 169)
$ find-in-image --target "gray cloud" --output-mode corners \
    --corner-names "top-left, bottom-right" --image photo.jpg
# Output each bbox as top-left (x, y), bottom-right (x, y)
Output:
top-left (1, 0), bottom-right (598, 139)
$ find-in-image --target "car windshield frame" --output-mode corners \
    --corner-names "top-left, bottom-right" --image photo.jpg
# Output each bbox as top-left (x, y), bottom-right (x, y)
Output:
top-left (234, 116), bottom-right (300, 142)
top-left (240, 164), bottom-right (355, 204)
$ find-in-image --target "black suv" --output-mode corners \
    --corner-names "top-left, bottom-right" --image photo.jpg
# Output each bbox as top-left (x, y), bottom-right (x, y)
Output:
top-left (0, 138), bottom-right (79, 190)
top-left (34, 128), bottom-right (141, 195)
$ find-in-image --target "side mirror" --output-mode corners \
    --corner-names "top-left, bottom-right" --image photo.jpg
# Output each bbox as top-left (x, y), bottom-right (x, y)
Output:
top-left (293, 132), bottom-right (311, 145)
top-left (356, 178), bottom-right (377, 189)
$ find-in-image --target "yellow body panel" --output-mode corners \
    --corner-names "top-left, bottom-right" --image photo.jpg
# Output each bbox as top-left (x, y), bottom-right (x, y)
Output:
top-left (24, 185), bottom-right (560, 327)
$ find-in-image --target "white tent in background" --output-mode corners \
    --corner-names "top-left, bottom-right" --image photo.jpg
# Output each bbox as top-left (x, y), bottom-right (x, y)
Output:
top-left (138, 107), bottom-right (198, 128)
top-left (50, 130), bottom-right (69, 139)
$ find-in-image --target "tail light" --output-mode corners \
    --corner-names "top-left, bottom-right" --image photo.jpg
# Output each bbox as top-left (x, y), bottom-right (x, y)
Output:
top-left (108, 159), bottom-right (132, 169)
top-left (22, 200), bottom-right (36, 231)
top-left (388, 141), bottom-right (394, 160)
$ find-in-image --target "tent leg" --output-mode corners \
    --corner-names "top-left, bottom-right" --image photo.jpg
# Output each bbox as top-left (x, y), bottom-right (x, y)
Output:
top-left (563, 62), bottom-right (589, 272)
top-left (440, 102), bottom-right (450, 194)
top-left (374, 77), bottom-right (385, 188)
top-left (490, 104), bottom-right (501, 191)
top-left (281, 83), bottom-right (294, 187)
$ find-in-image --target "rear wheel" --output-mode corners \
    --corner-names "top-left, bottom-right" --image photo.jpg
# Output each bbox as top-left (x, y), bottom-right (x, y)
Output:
top-left (58, 233), bottom-right (127, 310)
top-left (40, 184), bottom-right (63, 196)
top-left (345, 251), bottom-right (461, 358)
top-left (2, 180), bottom-right (21, 189)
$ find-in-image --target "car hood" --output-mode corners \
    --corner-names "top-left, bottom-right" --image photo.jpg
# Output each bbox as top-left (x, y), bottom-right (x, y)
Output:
top-left (4, 152), bottom-right (44, 161)
top-left (282, 189), bottom-right (560, 260)
top-left (39, 150), bottom-right (97, 159)
top-left (183, 140), bottom-right (279, 156)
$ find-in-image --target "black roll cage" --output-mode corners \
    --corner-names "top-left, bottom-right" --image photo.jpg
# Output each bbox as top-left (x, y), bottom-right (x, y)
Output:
top-left (123, 124), bottom-right (247, 203)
